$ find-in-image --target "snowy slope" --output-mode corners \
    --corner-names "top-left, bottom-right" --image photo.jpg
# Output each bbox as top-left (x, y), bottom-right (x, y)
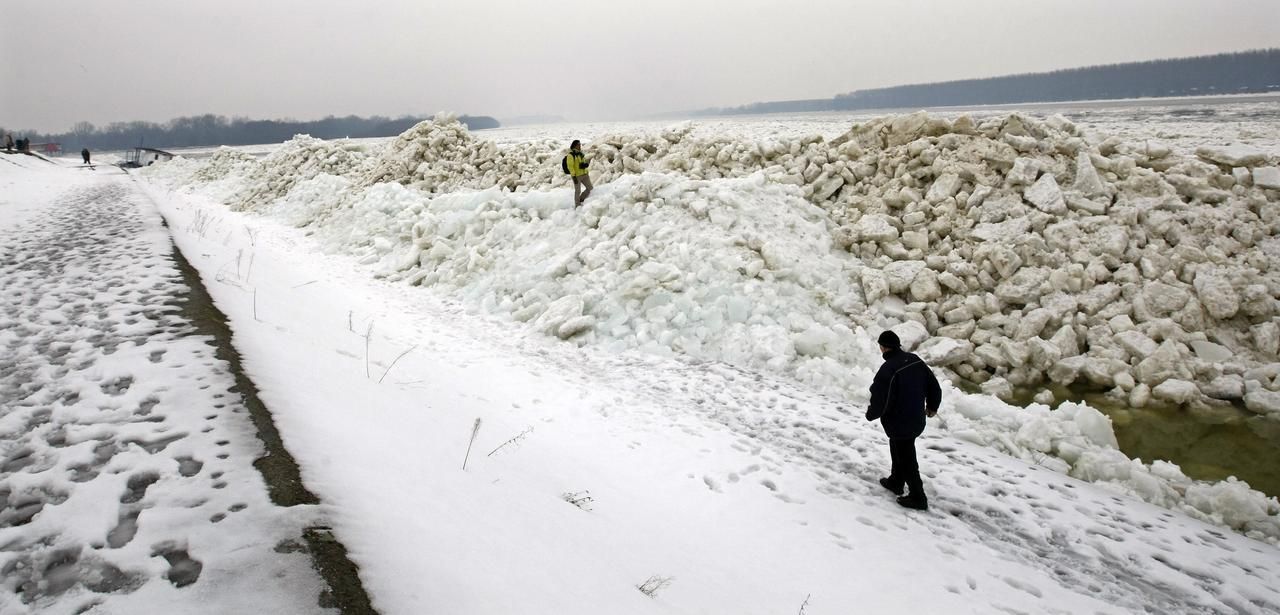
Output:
top-left (144, 111), bottom-right (1280, 544)
top-left (145, 185), bottom-right (1280, 614)
top-left (136, 109), bottom-right (1280, 613)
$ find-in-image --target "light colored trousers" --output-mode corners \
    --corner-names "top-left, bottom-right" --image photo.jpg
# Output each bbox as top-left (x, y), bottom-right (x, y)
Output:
top-left (572, 174), bottom-right (593, 205)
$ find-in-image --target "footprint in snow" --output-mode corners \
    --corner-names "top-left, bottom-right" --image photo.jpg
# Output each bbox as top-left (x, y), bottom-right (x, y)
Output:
top-left (175, 456), bottom-right (203, 477)
top-left (1001, 576), bottom-right (1043, 598)
top-left (774, 493), bottom-right (804, 504)
top-left (855, 516), bottom-right (887, 531)
top-left (151, 542), bottom-right (203, 588)
top-left (118, 473), bottom-right (159, 505)
top-left (100, 376), bottom-right (134, 396)
top-left (135, 395), bottom-right (162, 414)
top-left (1, 447), bottom-right (38, 473)
top-left (107, 510), bottom-right (141, 548)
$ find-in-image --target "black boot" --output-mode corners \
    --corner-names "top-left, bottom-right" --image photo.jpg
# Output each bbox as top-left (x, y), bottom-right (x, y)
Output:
top-left (879, 477), bottom-right (904, 496)
top-left (896, 493), bottom-right (928, 510)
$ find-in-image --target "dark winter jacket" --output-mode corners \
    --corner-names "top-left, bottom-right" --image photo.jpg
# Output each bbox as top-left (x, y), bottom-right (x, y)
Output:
top-left (866, 348), bottom-right (942, 439)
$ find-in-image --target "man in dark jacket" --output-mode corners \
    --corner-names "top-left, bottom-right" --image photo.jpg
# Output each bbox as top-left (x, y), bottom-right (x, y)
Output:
top-left (866, 330), bottom-right (942, 510)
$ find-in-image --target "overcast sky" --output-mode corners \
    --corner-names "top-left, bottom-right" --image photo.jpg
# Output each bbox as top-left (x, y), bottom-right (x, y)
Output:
top-left (2, 0), bottom-right (1278, 132)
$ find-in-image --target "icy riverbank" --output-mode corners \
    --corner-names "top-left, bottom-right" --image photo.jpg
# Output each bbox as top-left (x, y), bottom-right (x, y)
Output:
top-left (143, 111), bottom-right (1280, 544)
top-left (135, 172), bottom-right (1280, 614)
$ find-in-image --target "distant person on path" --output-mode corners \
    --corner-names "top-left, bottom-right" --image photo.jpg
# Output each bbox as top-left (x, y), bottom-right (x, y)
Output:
top-left (4, 134), bottom-right (12, 153)
top-left (565, 139), bottom-right (592, 206)
top-left (82, 148), bottom-right (91, 165)
top-left (866, 330), bottom-right (942, 510)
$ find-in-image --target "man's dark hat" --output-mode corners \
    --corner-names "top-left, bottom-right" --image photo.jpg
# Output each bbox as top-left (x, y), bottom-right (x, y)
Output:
top-left (877, 330), bottom-right (901, 349)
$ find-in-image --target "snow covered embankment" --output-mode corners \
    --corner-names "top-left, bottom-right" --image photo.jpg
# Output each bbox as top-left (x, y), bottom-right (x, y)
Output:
top-left (144, 113), bottom-right (1280, 543)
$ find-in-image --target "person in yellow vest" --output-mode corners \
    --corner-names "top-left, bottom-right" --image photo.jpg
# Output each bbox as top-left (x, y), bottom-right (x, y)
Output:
top-left (566, 140), bottom-right (593, 206)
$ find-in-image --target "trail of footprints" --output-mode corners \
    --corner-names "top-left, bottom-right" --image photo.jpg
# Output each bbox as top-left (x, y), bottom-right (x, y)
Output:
top-left (0, 182), bottom-right (270, 610)
top-left (481, 316), bottom-right (1280, 613)
top-left (177, 162), bottom-right (1280, 612)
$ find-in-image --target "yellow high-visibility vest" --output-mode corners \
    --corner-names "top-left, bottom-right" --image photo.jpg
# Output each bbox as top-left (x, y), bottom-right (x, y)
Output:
top-left (567, 151), bottom-right (589, 177)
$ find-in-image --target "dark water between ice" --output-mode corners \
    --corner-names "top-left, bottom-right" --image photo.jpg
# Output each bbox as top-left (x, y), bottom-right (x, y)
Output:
top-left (1098, 398), bottom-right (1280, 499)
top-left (1014, 384), bottom-right (1280, 499)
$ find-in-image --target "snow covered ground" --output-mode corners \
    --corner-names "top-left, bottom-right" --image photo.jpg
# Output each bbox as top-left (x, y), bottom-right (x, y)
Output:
top-left (7, 98), bottom-right (1280, 612)
top-left (138, 170), bottom-right (1280, 614)
top-left (117, 102), bottom-right (1280, 613)
top-left (0, 154), bottom-right (332, 614)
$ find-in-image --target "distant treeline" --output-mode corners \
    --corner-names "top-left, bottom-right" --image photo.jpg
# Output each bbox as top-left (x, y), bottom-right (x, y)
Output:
top-left (694, 48), bottom-right (1280, 116)
top-left (2, 114), bottom-right (501, 151)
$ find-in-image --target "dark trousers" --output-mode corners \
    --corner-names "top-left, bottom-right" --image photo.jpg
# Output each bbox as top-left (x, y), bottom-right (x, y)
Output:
top-left (888, 437), bottom-right (924, 498)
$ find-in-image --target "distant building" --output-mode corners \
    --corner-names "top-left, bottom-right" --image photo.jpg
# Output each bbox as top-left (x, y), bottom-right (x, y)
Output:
top-left (123, 147), bottom-right (174, 167)
top-left (29, 142), bottom-right (61, 155)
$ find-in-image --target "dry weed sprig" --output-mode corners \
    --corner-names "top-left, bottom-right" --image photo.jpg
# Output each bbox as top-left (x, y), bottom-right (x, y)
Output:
top-left (487, 427), bottom-right (534, 457)
top-left (462, 418), bottom-right (482, 470)
top-left (378, 346), bottom-right (417, 383)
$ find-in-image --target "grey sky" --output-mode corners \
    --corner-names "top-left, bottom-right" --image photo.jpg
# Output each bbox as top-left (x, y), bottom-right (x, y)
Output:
top-left (3, 0), bottom-right (1278, 132)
